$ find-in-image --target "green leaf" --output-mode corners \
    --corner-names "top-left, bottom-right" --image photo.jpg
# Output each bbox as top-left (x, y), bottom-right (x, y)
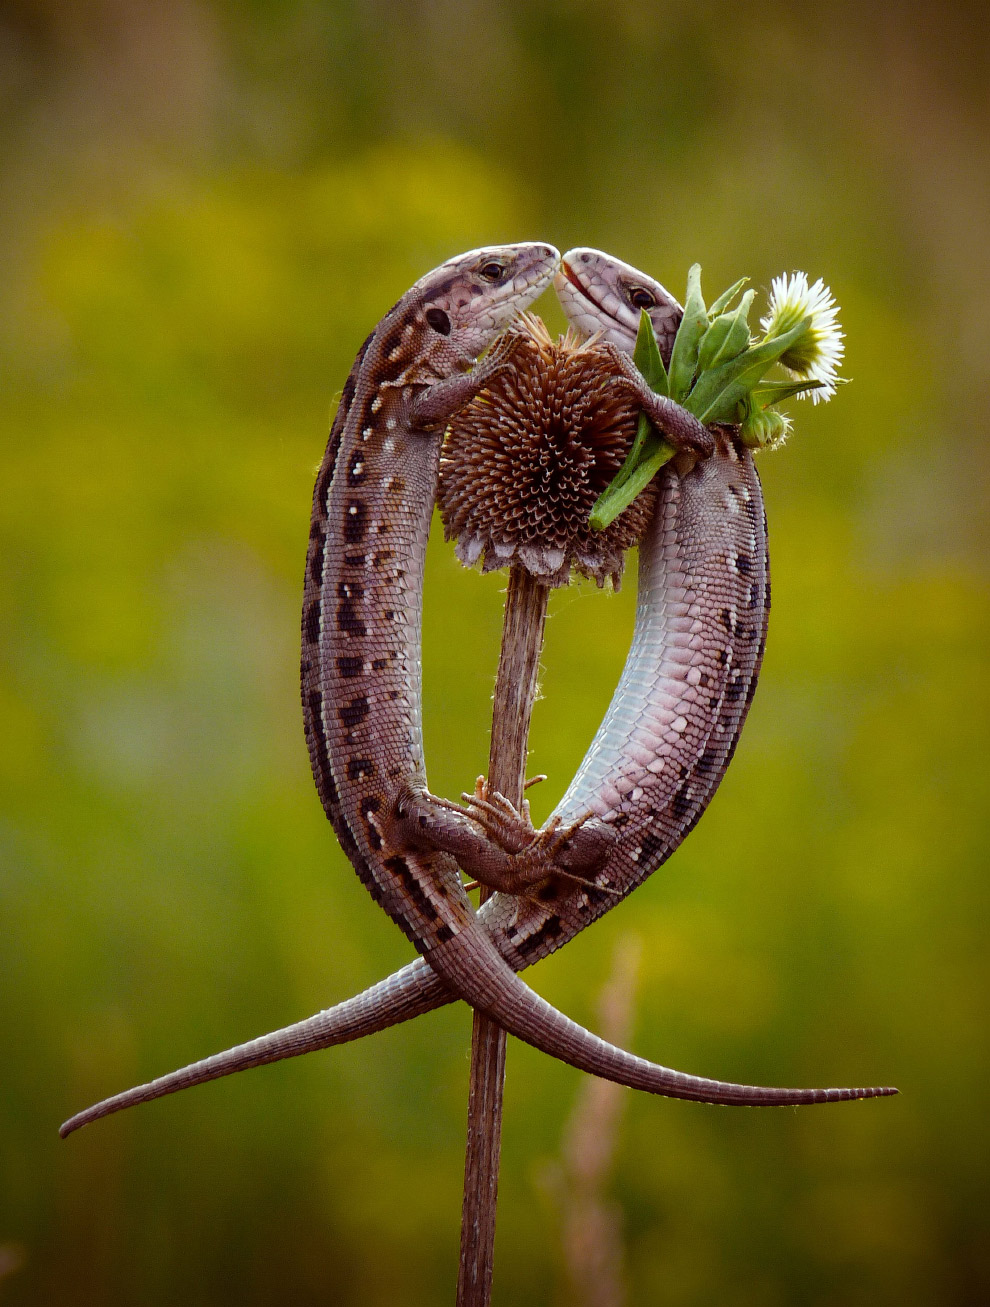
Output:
top-left (667, 263), bottom-right (708, 403)
top-left (707, 276), bottom-right (749, 318)
top-left (716, 289), bottom-right (755, 365)
top-left (751, 379), bottom-right (825, 406)
top-left (696, 289), bottom-right (755, 374)
top-left (611, 412), bottom-right (653, 489)
top-left (632, 307), bottom-right (668, 396)
top-left (588, 311), bottom-right (671, 531)
top-left (685, 315), bottom-right (811, 424)
top-left (590, 429), bottom-right (675, 530)
top-left (696, 315), bottom-right (733, 375)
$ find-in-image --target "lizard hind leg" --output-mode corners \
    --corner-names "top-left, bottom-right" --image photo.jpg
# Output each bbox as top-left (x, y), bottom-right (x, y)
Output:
top-left (393, 778), bottom-right (611, 898)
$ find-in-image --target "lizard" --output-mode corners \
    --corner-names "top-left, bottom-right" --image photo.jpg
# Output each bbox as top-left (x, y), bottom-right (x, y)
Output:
top-left (60, 246), bottom-right (894, 1136)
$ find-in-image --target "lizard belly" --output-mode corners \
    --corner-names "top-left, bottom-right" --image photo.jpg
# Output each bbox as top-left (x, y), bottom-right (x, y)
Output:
top-left (483, 434), bottom-right (769, 967)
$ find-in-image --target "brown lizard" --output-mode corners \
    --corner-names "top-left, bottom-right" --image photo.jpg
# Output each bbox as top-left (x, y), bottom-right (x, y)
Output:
top-left (60, 246), bottom-right (894, 1136)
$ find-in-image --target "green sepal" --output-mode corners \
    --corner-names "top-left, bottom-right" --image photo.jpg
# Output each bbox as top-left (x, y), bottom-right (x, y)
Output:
top-left (590, 422), bottom-right (674, 531)
top-left (751, 379), bottom-right (824, 406)
top-left (667, 263), bottom-right (708, 403)
top-left (707, 276), bottom-right (749, 318)
top-left (685, 315), bottom-right (811, 424)
top-left (633, 307), bottom-right (668, 396)
top-left (696, 289), bottom-right (755, 374)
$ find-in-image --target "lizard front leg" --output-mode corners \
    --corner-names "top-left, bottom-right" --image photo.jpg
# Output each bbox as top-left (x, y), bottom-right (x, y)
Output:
top-left (407, 331), bottom-right (520, 431)
top-left (598, 341), bottom-right (715, 457)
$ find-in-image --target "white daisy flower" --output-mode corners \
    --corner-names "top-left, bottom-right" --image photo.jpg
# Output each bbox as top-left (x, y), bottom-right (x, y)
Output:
top-left (760, 272), bottom-right (844, 403)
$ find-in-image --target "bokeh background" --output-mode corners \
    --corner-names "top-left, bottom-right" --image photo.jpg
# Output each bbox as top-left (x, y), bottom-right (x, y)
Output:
top-left (2, 2), bottom-right (988, 1303)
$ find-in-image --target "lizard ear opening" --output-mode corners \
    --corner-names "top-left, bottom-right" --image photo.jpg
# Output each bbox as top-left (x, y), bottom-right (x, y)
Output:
top-left (425, 307), bottom-right (452, 335)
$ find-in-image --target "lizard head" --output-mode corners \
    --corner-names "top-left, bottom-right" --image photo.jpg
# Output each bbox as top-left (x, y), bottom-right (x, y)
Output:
top-left (412, 242), bottom-right (559, 366)
top-left (555, 247), bottom-right (683, 362)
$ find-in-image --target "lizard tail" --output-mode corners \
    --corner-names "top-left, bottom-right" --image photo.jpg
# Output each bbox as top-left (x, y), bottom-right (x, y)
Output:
top-left (59, 959), bottom-right (449, 1137)
top-left (60, 915), bottom-right (896, 1137)
top-left (424, 923), bottom-right (897, 1107)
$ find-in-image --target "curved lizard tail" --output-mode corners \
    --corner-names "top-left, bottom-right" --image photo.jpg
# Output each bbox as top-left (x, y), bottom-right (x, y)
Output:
top-left (60, 923), bottom-right (896, 1136)
top-left (59, 960), bottom-right (449, 1137)
top-left (425, 924), bottom-right (896, 1107)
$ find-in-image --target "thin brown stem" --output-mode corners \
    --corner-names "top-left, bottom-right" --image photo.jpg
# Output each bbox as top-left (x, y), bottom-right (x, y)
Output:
top-left (456, 565), bottom-right (550, 1307)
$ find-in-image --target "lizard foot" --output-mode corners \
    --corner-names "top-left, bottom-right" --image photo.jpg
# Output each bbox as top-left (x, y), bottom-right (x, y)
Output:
top-left (413, 777), bottom-right (613, 897)
top-left (431, 775), bottom-right (538, 853)
top-left (471, 328), bottom-right (522, 388)
top-left (447, 777), bottom-right (610, 892)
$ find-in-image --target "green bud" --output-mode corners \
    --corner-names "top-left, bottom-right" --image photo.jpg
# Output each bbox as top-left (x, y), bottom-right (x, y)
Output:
top-left (667, 264), bottom-right (708, 403)
top-left (697, 289), bottom-right (755, 373)
top-left (739, 400), bottom-right (789, 450)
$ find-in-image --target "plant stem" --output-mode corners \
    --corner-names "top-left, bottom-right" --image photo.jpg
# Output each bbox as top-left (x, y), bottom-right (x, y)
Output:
top-left (456, 565), bottom-right (550, 1307)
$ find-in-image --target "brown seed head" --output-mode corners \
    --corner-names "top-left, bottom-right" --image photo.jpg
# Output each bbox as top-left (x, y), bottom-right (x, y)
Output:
top-left (439, 315), bottom-right (655, 588)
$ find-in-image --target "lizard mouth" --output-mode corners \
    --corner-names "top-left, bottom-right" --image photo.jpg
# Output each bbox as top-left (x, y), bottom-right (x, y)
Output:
top-left (559, 257), bottom-right (625, 330)
top-left (559, 256), bottom-right (598, 306)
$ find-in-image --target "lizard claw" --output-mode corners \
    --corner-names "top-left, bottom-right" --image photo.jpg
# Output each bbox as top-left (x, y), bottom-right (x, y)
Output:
top-left (453, 776), bottom-right (540, 851)
top-left (473, 330), bottom-right (522, 386)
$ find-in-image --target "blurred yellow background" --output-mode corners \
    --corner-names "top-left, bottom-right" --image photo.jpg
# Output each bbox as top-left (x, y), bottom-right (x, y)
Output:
top-left (1, 2), bottom-right (987, 1303)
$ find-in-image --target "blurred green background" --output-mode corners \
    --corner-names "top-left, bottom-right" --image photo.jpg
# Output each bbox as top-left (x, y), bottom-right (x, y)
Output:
top-left (1, 2), bottom-right (988, 1303)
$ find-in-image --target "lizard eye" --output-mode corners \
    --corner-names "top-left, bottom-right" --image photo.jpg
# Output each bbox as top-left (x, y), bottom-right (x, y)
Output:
top-left (629, 286), bottom-right (657, 310)
top-left (425, 307), bottom-right (452, 335)
top-left (478, 260), bottom-right (506, 282)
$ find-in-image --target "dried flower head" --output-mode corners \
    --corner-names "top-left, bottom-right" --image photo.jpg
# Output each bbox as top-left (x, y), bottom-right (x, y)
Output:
top-left (439, 315), bottom-right (653, 588)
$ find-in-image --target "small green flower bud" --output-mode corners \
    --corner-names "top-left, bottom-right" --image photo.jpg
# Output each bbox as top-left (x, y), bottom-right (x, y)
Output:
top-left (739, 400), bottom-right (790, 450)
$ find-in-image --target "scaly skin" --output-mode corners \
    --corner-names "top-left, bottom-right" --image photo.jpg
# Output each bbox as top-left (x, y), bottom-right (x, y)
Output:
top-left (60, 247), bottom-right (895, 1136)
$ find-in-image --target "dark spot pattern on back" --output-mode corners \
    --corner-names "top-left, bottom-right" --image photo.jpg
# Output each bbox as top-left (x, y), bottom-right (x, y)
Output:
top-left (348, 450), bottom-right (368, 485)
top-left (515, 915), bottom-right (563, 961)
top-left (637, 829), bottom-right (667, 870)
top-left (336, 600), bottom-right (367, 636)
top-left (314, 441), bottom-right (339, 512)
top-left (671, 783), bottom-right (693, 821)
top-left (344, 500), bottom-right (368, 543)
top-left (384, 855), bottom-right (441, 923)
top-left (309, 536), bottom-right (326, 586)
top-left (304, 599), bottom-right (322, 645)
top-left (305, 690), bottom-right (338, 808)
top-left (339, 696), bottom-right (370, 729)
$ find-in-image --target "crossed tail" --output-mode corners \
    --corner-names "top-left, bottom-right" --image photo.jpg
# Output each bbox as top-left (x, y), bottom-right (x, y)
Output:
top-left (61, 919), bottom-right (895, 1137)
